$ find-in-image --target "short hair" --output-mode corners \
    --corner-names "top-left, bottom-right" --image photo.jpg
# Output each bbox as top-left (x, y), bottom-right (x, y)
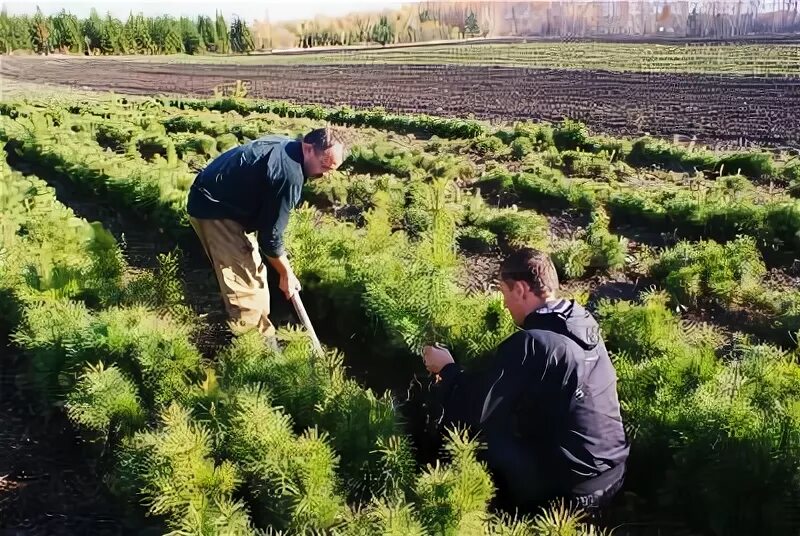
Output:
top-left (303, 126), bottom-right (348, 154)
top-left (499, 247), bottom-right (559, 297)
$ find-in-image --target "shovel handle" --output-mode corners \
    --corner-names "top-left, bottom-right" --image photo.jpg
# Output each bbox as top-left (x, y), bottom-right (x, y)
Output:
top-left (290, 292), bottom-right (324, 357)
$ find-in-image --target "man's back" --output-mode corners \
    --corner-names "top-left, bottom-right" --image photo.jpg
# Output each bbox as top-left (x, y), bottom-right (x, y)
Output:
top-left (515, 300), bottom-right (629, 489)
top-left (187, 135), bottom-right (301, 231)
top-left (436, 299), bottom-right (629, 500)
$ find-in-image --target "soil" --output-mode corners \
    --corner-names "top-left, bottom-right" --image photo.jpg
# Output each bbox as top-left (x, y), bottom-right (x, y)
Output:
top-left (2, 57), bottom-right (800, 150)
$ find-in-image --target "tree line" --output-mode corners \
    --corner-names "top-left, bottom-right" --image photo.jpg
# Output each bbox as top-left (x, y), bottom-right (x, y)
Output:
top-left (0, 8), bottom-right (254, 55)
top-left (0, 5), bottom-right (485, 55)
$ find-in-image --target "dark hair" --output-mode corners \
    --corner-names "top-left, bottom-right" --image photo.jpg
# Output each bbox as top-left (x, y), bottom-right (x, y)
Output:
top-left (499, 247), bottom-right (559, 296)
top-left (303, 126), bottom-right (348, 154)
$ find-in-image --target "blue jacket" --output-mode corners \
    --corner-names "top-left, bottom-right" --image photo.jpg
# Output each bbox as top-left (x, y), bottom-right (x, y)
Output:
top-left (186, 135), bottom-right (306, 258)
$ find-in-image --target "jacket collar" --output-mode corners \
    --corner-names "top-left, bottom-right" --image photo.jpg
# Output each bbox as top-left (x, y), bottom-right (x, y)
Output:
top-left (286, 140), bottom-right (307, 179)
top-left (522, 298), bottom-right (572, 330)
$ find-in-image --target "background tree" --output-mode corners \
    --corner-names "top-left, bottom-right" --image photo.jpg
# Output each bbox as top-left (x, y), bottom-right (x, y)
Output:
top-left (51, 9), bottom-right (83, 53)
top-left (196, 15), bottom-right (217, 52)
top-left (214, 11), bottom-right (229, 54)
top-left (229, 16), bottom-right (254, 53)
top-left (371, 15), bottom-right (394, 45)
top-left (465, 11), bottom-right (480, 36)
top-left (124, 13), bottom-right (154, 54)
top-left (0, 11), bottom-right (31, 53)
top-left (179, 16), bottom-right (203, 54)
top-left (82, 9), bottom-right (105, 54)
top-left (29, 7), bottom-right (52, 54)
top-left (148, 16), bottom-right (182, 54)
top-left (100, 14), bottom-right (128, 54)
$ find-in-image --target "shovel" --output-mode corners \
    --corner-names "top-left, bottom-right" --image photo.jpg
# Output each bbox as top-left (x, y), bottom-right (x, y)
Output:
top-left (290, 291), bottom-right (324, 357)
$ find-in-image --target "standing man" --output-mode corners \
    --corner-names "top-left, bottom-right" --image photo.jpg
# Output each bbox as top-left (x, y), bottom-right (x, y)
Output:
top-left (187, 127), bottom-right (347, 343)
top-left (422, 248), bottom-right (629, 515)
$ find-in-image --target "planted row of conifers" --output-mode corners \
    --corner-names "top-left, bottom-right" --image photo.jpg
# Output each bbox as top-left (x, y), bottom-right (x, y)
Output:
top-left (1, 120), bottom-right (599, 534)
top-left (2, 97), bottom-right (800, 535)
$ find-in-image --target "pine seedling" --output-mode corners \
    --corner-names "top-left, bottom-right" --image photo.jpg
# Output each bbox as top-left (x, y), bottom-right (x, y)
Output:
top-left (66, 361), bottom-right (146, 438)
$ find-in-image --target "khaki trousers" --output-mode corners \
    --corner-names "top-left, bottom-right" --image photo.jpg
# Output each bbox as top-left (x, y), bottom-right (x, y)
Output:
top-left (189, 216), bottom-right (275, 338)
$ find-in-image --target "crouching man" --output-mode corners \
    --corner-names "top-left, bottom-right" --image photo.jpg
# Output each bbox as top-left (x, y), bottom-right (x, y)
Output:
top-left (422, 248), bottom-right (629, 514)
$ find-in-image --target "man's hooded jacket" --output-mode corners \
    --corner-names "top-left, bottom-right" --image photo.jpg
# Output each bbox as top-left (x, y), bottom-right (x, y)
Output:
top-left (434, 299), bottom-right (630, 496)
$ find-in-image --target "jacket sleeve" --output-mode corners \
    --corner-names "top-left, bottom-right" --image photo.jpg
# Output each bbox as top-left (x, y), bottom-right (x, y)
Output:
top-left (433, 334), bottom-right (548, 432)
top-left (256, 175), bottom-right (303, 258)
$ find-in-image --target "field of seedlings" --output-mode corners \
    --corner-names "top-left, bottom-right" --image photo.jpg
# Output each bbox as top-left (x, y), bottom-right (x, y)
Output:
top-left (3, 55), bottom-right (800, 149)
top-left (2, 91), bottom-right (800, 536)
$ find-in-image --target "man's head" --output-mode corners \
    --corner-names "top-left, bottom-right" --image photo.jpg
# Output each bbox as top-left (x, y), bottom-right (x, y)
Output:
top-left (301, 127), bottom-right (347, 179)
top-left (498, 248), bottom-right (559, 326)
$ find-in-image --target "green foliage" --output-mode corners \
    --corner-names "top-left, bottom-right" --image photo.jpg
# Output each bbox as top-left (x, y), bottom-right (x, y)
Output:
top-left (510, 137), bottom-right (534, 160)
top-left (717, 151), bottom-right (777, 180)
top-left (50, 10), bottom-right (83, 53)
top-left (171, 131), bottom-right (218, 159)
top-left (414, 427), bottom-right (495, 535)
top-left (782, 160), bottom-right (800, 182)
top-left (472, 135), bottom-right (508, 157)
top-left (784, 161), bottom-right (800, 197)
top-left (176, 97), bottom-right (487, 139)
top-left (179, 16), bottom-right (204, 54)
top-left (217, 132), bottom-right (240, 152)
top-left (457, 225), bottom-right (498, 253)
top-left (134, 133), bottom-right (177, 164)
top-left (66, 361), bottom-right (146, 437)
top-left (215, 11), bottom-right (230, 53)
top-left (627, 136), bottom-right (719, 173)
top-left (114, 403), bottom-right (253, 534)
top-left (219, 329), bottom-right (331, 429)
top-left (0, 11), bottom-right (32, 53)
top-left (100, 15), bottom-right (128, 55)
top-left (29, 8), bottom-right (52, 54)
top-left (552, 239), bottom-right (591, 280)
top-left (162, 114), bottom-right (226, 136)
top-left (650, 237), bottom-right (766, 307)
top-left (12, 298), bottom-right (95, 401)
top-left (226, 386), bottom-right (344, 531)
top-left (478, 208), bottom-right (550, 250)
top-left (7, 93), bottom-right (800, 536)
top-left (553, 119), bottom-right (594, 152)
top-left (197, 15), bottom-right (218, 52)
top-left (560, 150), bottom-right (617, 181)
top-left (371, 16), bottom-right (394, 46)
top-left (586, 207), bottom-right (628, 271)
top-left (230, 17), bottom-right (254, 53)
top-left (124, 13), bottom-right (155, 54)
top-left (489, 168), bottom-right (597, 211)
top-left (123, 249), bottom-right (193, 321)
top-left (155, 16), bottom-right (185, 54)
top-left (95, 121), bottom-right (137, 152)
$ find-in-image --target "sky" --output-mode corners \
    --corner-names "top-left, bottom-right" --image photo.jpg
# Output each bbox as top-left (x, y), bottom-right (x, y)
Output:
top-left (1, 0), bottom-right (422, 23)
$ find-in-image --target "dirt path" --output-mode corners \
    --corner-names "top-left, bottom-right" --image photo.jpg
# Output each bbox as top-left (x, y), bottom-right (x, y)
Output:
top-left (0, 170), bottom-right (152, 532)
top-left (3, 56), bottom-right (799, 150)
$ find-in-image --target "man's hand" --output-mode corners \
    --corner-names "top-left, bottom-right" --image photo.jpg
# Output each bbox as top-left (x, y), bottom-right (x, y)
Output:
top-left (280, 271), bottom-right (302, 300)
top-left (266, 253), bottom-right (301, 300)
top-left (422, 345), bottom-right (455, 375)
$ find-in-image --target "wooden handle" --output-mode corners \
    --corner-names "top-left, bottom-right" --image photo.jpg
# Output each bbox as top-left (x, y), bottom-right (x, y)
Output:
top-left (290, 292), bottom-right (324, 357)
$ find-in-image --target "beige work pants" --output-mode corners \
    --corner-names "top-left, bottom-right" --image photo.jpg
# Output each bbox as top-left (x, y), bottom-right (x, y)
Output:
top-left (189, 216), bottom-right (275, 338)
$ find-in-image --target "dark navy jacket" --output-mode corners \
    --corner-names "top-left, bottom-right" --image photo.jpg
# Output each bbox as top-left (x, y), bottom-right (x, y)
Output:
top-left (186, 135), bottom-right (306, 258)
top-left (435, 299), bottom-right (630, 495)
